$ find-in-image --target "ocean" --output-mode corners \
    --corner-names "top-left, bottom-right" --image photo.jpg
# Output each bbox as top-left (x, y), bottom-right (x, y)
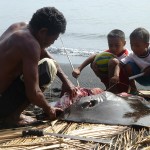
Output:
top-left (0, 0), bottom-right (150, 64)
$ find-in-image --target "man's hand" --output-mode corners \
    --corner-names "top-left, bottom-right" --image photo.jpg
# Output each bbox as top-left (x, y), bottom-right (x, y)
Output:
top-left (72, 68), bottom-right (80, 78)
top-left (61, 82), bottom-right (77, 99)
top-left (45, 106), bottom-right (63, 121)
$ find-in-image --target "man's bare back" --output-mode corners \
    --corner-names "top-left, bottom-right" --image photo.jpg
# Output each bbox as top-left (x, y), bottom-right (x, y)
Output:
top-left (0, 22), bottom-right (37, 93)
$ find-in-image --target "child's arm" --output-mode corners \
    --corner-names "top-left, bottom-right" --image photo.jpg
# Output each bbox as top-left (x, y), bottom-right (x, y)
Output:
top-left (72, 54), bottom-right (96, 78)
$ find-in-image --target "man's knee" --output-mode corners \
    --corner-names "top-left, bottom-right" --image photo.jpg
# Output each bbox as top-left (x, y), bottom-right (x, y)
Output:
top-left (38, 58), bottom-right (57, 89)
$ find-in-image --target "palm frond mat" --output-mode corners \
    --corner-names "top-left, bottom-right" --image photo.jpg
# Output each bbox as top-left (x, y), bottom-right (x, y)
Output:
top-left (0, 120), bottom-right (149, 150)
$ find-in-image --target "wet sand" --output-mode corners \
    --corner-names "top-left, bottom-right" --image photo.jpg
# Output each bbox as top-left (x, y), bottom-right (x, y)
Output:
top-left (51, 63), bottom-right (106, 90)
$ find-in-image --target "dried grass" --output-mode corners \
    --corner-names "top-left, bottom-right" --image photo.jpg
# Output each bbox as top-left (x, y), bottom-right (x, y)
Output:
top-left (0, 120), bottom-right (149, 150)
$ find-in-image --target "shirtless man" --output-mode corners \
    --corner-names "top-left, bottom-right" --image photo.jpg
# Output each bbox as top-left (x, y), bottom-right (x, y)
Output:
top-left (0, 7), bottom-right (76, 126)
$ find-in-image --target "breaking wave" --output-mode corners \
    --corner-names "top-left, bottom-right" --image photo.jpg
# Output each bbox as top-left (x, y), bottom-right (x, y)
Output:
top-left (48, 46), bottom-right (100, 57)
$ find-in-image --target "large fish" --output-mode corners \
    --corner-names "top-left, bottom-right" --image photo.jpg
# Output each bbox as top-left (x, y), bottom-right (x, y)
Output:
top-left (60, 91), bottom-right (150, 127)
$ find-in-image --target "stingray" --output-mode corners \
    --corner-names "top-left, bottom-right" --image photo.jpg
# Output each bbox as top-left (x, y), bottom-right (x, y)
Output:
top-left (60, 91), bottom-right (150, 127)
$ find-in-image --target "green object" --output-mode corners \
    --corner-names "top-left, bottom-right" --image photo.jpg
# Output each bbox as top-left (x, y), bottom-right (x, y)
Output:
top-left (94, 52), bottom-right (114, 74)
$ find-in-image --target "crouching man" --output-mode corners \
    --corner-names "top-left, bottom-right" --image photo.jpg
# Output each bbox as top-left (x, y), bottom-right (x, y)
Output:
top-left (0, 7), bottom-right (76, 127)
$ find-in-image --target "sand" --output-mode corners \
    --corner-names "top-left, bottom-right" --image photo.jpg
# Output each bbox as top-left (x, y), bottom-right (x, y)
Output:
top-left (50, 63), bottom-right (105, 90)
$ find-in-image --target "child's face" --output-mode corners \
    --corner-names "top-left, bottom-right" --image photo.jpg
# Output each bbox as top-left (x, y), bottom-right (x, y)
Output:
top-left (130, 38), bottom-right (149, 57)
top-left (108, 37), bottom-right (126, 56)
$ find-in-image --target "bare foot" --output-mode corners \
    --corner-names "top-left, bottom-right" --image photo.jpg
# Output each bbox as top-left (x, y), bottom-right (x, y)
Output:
top-left (17, 114), bottom-right (37, 126)
top-left (3, 114), bottom-right (37, 127)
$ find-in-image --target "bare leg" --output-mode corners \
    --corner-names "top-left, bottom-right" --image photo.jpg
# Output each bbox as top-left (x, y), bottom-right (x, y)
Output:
top-left (108, 58), bottom-right (129, 94)
top-left (125, 64), bottom-right (138, 94)
top-left (108, 58), bottom-right (120, 93)
top-left (3, 101), bottom-right (37, 126)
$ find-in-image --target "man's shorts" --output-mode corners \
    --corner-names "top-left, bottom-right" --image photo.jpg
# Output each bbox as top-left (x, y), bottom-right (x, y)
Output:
top-left (0, 58), bottom-right (57, 118)
top-left (127, 61), bottom-right (150, 86)
top-left (38, 58), bottom-right (57, 89)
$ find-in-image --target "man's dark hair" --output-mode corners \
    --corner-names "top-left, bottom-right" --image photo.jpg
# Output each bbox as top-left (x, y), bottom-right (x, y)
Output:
top-left (107, 29), bottom-right (125, 41)
top-left (130, 27), bottom-right (149, 43)
top-left (29, 7), bottom-right (66, 35)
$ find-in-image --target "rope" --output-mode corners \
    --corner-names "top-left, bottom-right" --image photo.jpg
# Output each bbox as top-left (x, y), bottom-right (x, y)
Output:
top-left (106, 82), bottom-right (119, 92)
top-left (60, 36), bottom-right (80, 86)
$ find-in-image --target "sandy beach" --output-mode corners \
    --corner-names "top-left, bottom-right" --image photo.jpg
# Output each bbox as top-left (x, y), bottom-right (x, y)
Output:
top-left (51, 63), bottom-right (105, 90)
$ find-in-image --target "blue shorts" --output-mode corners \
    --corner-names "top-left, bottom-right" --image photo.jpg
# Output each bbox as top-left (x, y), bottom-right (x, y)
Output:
top-left (127, 62), bottom-right (150, 86)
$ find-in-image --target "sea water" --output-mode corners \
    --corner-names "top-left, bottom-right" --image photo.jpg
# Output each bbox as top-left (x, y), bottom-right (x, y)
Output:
top-left (0, 0), bottom-right (150, 64)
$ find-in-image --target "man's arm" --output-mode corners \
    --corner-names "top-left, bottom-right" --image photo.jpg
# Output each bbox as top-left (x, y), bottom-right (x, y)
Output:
top-left (40, 49), bottom-right (76, 97)
top-left (21, 41), bottom-right (61, 120)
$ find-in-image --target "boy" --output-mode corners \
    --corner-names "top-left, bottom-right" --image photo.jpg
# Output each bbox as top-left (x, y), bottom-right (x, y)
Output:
top-left (112, 27), bottom-right (150, 93)
top-left (72, 29), bottom-right (129, 93)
